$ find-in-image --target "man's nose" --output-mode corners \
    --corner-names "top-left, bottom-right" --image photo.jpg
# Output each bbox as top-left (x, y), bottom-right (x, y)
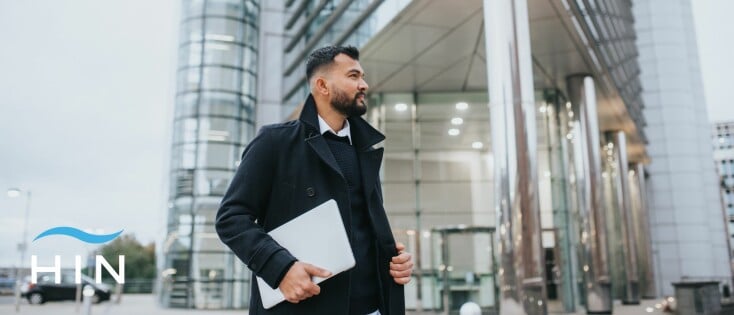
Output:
top-left (358, 79), bottom-right (369, 92)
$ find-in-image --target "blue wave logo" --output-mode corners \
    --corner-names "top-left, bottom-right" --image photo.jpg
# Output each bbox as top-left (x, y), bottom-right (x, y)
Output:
top-left (33, 227), bottom-right (123, 244)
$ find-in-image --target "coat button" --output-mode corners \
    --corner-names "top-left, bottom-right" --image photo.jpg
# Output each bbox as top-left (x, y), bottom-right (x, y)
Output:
top-left (306, 187), bottom-right (315, 197)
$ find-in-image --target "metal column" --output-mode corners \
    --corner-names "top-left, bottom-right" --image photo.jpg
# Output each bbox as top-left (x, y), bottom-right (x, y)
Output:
top-left (605, 131), bottom-right (640, 304)
top-left (483, 0), bottom-right (546, 313)
top-left (566, 75), bottom-right (612, 313)
top-left (544, 89), bottom-right (578, 312)
top-left (630, 163), bottom-right (656, 299)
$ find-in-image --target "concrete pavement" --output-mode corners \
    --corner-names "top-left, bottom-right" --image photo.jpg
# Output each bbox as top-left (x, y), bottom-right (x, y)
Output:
top-left (0, 294), bottom-right (669, 315)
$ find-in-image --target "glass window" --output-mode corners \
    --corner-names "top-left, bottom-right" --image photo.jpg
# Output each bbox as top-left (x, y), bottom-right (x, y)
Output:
top-left (199, 92), bottom-right (239, 117)
top-left (197, 143), bottom-right (239, 169)
top-left (164, 251), bottom-right (192, 278)
top-left (721, 161), bottom-right (728, 176)
top-left (195, 170), bottom-right (234, 196)
top-left (181, 0), bottom-right (205, 19)
top-left (173, 169), bottom-right (195, 197)
top-left (197, 117), bottom-right (241, 143)
top-left (242, 49), bottom-right (257, 72)
top-left (175, 93), bottom-right (199, 118)
top-left (206, 0), bottom-right (245, 19)
top-left (168, 197), bottom-right (193, 228)
top-left (203, 41), bottom-right (242, 67)
top-left (241, 71), bottom-right (256, 96)
top-left (204, 18), bottom-right (245, 43)
top-left (180, 18), bottom-right (204, 43)
top-left (179, 42), bottom-right (203, 68)
top-left (173, 118), bottom-right (199, 144)
top-left (201, 66), bottom-right (241, 92)
top-left (177, 67), bottom-right (202, 92)
top-left (171, 143), bottom-right (197, 170)
top-left (240, 125), bottom-right (255, 146)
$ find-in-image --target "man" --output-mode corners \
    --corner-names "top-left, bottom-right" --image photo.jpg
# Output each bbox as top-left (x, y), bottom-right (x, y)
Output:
top-left (215, 45), bottom-right (413, 315)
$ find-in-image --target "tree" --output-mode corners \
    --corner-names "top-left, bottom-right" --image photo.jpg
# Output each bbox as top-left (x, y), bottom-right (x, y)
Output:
top-left (94, 234), bottom-right (156, 281)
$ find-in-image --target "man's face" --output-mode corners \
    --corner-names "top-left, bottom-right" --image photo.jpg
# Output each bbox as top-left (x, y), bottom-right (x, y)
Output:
top-left (327, 53), bottom-right (369, 117)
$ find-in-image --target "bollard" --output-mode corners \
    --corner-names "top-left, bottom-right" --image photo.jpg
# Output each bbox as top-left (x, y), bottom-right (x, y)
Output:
top-left (460, 302), bottom-right (481, 315)
top-left (14, 278), bottom-right (21, 313)
top-left (82, 284), bottom-right (95, 315)
top-left (115, 283), bottom-right (123, 304)
top-left (75, 283), bottom-right (82, 313)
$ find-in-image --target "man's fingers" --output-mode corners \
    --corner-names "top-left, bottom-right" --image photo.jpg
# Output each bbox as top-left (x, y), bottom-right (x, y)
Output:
top-left (394, 276), bottom-right (411, 285)
top-left (306, 283), bottom-right (321, 296)
top-left (390, 268), bottom-right (412, 278)
top-left (303, 263), bottom-right (332, 278)
top-left (390, 261), bottom-right (414, 272)
top-left (396, 242), bottom-right (406, 253)
top-left (391, 252), bottom-right (411, 264)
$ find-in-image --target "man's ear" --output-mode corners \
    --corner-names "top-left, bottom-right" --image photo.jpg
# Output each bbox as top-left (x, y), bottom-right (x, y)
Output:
top-left (314, 76), bottom-right (329, 96)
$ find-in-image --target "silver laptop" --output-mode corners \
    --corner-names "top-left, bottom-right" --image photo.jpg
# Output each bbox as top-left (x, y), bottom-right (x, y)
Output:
top-left (256, 199), bottom-right (355, 309)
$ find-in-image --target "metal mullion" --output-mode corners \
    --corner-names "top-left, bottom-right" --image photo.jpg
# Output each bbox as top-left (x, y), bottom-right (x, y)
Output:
top-left (285, 0), bottom-right (330, 52)
top-left (285, 0), bottom-right (310, 30)
top-left (283, 0), bottom-right (356, 76)
top-left (180, 14), bottom-right (258, 29)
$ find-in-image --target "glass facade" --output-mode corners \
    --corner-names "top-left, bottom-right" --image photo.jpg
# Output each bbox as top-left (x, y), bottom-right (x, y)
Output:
top-left (162, 0), bottom-right (259, 309)
top-left (363, 92), bottom-right (496, 313)
top-left (158, 0), bottom-right (732, 312)
top-left (282, 0), bottom-right (410, 111)
top-left (713, 121), bottom-right (734, 258)
top-left (566, 0), bottom-right (646, 141)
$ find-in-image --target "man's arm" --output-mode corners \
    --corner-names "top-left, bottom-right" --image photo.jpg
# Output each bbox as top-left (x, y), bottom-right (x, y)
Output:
top-left (215, 127), bottom-right (297, 289)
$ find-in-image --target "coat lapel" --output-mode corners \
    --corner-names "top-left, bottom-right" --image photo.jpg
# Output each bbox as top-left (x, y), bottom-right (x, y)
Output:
top-left (359, 147), bottom-right (383, 198)
top-left (299, 94), bottom-right (387, 182)
top-left (305, 133), bottom-right (344, 180)
top-left (299, 96), bottom-right (345, 179)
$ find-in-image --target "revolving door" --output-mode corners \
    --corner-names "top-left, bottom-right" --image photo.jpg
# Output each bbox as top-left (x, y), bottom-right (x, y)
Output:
top-left (431, 226), bottom-right (497, 315)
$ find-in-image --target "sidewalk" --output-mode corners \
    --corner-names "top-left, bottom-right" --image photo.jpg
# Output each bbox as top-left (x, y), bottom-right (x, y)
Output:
top-left (0, 294), bottom-right (667, 315)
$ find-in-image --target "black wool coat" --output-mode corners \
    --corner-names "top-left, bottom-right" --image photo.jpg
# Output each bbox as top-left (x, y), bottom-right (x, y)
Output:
top-left (215, 94), bottom-right (405, 315)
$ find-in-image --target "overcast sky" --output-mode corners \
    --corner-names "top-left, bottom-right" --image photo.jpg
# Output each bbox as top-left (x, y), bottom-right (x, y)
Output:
top-left (0, 0), bottom-right (178, 267)
top-left (0, 0), bottom-right (733, 268)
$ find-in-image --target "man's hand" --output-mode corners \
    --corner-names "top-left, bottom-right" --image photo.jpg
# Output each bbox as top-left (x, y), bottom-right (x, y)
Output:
top-left (279, 262), bottom-right (332, 303)
top-left (390, 242), bottom-right (414, 285)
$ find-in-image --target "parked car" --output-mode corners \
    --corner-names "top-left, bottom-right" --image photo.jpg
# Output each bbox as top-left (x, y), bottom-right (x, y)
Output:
top-left (0, 277), bottom-right (15, 295)
top-left (20, 272), bottom-right (111, 304)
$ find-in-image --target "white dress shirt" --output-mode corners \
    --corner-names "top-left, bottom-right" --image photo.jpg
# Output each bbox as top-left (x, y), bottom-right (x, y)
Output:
top-left (317, 114), bottom-right (352, 145)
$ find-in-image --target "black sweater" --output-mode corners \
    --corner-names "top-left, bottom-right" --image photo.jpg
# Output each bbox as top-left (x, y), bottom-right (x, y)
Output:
top-left (323, 132), bottom-right (379, 314)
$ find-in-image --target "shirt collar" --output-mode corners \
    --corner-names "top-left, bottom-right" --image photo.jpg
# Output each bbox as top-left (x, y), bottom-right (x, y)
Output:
top-left (317, 115), bottom-right (352, 145)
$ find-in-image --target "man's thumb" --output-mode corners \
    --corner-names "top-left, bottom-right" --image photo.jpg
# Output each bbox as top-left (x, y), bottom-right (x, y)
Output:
top-left (303, 263), bottom-right (332, 277)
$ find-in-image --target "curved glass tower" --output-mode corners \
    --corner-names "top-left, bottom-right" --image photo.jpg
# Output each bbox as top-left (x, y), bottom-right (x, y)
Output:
top-left (161, 0), bottom-right (259, 309)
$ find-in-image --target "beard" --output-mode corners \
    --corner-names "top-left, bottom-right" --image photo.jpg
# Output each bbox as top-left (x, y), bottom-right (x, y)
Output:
top-left (331, 87), bottom-right (367, 117)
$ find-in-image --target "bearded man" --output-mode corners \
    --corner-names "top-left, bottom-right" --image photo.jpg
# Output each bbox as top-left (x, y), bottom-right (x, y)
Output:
top-left (216, 45), bottom-right (413, 315)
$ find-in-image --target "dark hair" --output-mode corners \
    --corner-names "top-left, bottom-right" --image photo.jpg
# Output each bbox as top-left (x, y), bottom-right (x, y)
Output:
top-left (306, 45), bottom-right (360, 80)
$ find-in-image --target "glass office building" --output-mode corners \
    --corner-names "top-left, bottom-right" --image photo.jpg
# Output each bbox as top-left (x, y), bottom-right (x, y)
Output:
top-left (713, 121), bottom-right (734, 263)
top-left (161, 0), bottom-right (259, 309)
top-left (161, 0), bottom-right (732, 313)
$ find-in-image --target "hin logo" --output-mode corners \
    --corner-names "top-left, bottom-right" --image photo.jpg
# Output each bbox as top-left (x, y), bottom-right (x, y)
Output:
top-left (31, 226), bottom-right (125, 284)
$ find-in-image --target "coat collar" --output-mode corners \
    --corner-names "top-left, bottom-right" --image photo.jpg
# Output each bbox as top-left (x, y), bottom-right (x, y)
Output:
top-left (299, 94), bottom-right (385, 151)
